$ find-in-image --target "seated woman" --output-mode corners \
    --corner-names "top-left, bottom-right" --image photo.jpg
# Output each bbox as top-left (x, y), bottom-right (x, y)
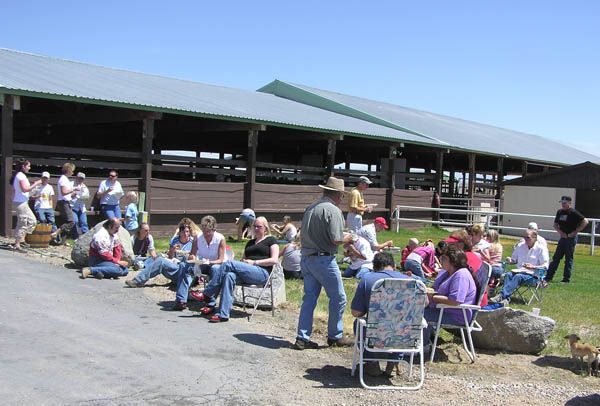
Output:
top-left (445, 228), bottom-right (487, 306)
top-left (424, 245), bottom-right (477, 340)
top-left (484, 229), bottom-right (504, 284)
top-left (192, 216), bottom-right (279, 323)
top-left (403, 240), bottom-right (437, 279)
top-left (280, 232), bottom-right (302, 279)
top-left (177, 215), bottom-right (226, 307)
top-left (468, 224), bottom-right (490, 261)
top-left (342, 233), bottom-right (374, 279)
top-left (130, 222), bottom-right (158, 270)
top-left (271, 215), bottom-right (298, 243)
top-left (81, 218), bottom-right (129, 280)
top-left (125, 223), bottom-right (194, 292)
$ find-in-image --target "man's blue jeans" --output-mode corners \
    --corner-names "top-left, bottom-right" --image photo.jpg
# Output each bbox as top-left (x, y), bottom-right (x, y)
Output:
top-left (175, 263), bottom-right (220, 303)
top-left (547, 236), bottom-right (577, 282)
top-left (133, 257), bottom-right (182, 286)
top-left (100, 204), bottom-right (121, 220)
top-left (342, 266), bottom-right (371, 279)
top-left (214, 260), bottom-right (268, 319)
top-left (501, 272), bottom-right (535, 299)
top-left (296, 255), bottom-right (347, 342)
top-left (72, 208), bottom-right (89, 238)
top-left (36, 208), bottom-right (57, 232)
top-left (89, 256), bottom-right (129, 278)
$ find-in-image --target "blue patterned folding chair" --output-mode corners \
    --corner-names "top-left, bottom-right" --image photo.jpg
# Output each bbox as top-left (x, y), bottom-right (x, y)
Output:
top-left (351, 278), bottom-right (428, 390)
top-left (514, 267), bottom-right (546, 305)
top-left (430, 262), bottom-right (492, 363)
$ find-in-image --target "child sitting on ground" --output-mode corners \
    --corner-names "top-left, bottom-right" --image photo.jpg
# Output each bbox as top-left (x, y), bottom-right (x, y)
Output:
top-left (400, 237), bottom-right (419, 270)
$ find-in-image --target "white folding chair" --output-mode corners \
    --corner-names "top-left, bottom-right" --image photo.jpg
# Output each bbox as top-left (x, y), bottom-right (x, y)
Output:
top-left (430, 262), bottom-right (492, 363)
top-left (351, 278), bottom-right (428, 390)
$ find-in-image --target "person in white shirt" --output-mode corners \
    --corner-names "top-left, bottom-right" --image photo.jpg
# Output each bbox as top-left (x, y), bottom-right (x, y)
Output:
top-left (97, 169), bottom-right (124, 220)
top-left (271, 215), bottom-right (298, 242)
top-left (10, 158), bottom-right (42, 251)
top-left (356, 217), bottom-right (393, 251)
top-left (70, 172), bottom-right (90, 238)
top-left (51, 162), bottom-right (78, 244)
top-left (32, 171), bottom-right (57, 232)
top-left (490, 229), bottom-right (549, 304)
top-left (342, 233), bottom-right (374, 279)
top-left (526, 222), bottom-right (547, 247)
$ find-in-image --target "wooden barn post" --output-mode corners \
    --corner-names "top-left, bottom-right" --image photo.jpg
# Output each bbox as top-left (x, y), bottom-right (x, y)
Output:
top-left (1, 94), bottom-right (15, 237)
top-left (244, 129), bottom-right (259, 209)
top-left (141, 118), bottom-right (154, 214)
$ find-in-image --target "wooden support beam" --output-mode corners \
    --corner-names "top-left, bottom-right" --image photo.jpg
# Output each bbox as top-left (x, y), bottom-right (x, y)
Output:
top-left (244, 130), bottom-right (259, 209)
top-left (522, 161), bottom-right (528, 177)
top-left (385, 146), bottom-right (397, 218)
top-left (468, 153), bottom-right (476, 198)
top-left (1, 95), bottom-right (15, 236)
top-left (496, 157), bottom-right (504, 200)
top-left (325, 138), bottom-right (337, 178)
top-left (435, 150), bottom-right (444, 193)
top-left (16, 110), bottom-right (162, 127)
top-left (141, 119), bottom-right (154, 214)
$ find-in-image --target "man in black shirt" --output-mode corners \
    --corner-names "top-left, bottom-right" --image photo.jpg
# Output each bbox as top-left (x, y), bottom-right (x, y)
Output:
top-left (546, 196), bottom-right (588, 283)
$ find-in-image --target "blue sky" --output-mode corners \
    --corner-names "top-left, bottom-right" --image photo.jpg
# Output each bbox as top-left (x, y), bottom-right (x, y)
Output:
top-left (2, 1), bottom-right (599, 157)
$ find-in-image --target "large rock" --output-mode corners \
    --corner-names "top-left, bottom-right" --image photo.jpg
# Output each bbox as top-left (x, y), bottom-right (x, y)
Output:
top-left (233, 262), bottom-right (286, 309)
top-left (471, 306), bottom-right (555, 354)
top-left (71, 221), bottom-right (135, 267)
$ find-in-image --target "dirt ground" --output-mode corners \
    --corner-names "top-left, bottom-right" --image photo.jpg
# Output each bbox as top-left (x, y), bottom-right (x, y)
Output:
top-left (5, 238), bottom-right (600, 405)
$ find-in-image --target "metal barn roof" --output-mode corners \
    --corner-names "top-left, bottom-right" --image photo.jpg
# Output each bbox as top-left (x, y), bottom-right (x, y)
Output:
top-left (258, 80), bottom-right (600, 166)
top-left (0, 48), bottom-right (440, 146)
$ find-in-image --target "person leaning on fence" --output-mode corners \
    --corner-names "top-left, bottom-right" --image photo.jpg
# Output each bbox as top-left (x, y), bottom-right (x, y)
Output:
top-left (10, 158), bottom-right (42, 252)
top-left (51, 162), bottom-right (78, 245)
top-left (32, 171), bottom-right (57, 233)
top-left (294, 177), bottom-right (355, 350)
top-left (70, 172), bottom-right (90, 239)
top-left (351, 251), bottom-right (417, 377)
top-left (81, 217), bottom-right (129, 280)
top-left (545, 196), bottom-right (589, 284)
top-left (191, 216), bottom-right (279, 323)
top-left (356, 217), bottom-right (393, 252)
top-left (489, 229), bottom-right (549, 305)
top-left (346, 176), bottom-right (373, 232)
top-left (97, 169), bottom-right (124, 220)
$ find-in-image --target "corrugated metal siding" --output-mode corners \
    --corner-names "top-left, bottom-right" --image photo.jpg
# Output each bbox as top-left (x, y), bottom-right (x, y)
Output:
top-left (258, 80), bottom-right (600, 165)
top-left (0, 48), bottom-right (440, 146)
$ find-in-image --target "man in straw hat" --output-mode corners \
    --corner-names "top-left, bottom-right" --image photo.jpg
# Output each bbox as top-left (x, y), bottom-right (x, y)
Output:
top-left (346, 175), bottom-right (373, 232)
top-left (294, 177), bottom-right (354, 350)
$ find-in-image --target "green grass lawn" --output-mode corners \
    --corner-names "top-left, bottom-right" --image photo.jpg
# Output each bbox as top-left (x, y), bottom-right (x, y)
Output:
top-left (157, 226), bottom-right (600, 355)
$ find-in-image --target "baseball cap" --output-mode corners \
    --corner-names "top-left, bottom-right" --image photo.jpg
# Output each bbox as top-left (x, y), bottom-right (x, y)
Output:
top-left (560, 195), bottom-right (572, 203)
top-left (444, 235), bottom-right (461, 244)
top-left (41, 171), bottom-right (50, 178)
top-left (358, 176), bottom-right (372, 184)
top-left (374, 217), bottom-right (388, 229)
top-left (77, 172), bottom-right (86, 179)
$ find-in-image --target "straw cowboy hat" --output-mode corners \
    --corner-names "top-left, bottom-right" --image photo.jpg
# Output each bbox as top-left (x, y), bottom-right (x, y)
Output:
top-left (318, 176), bottom-right (345, 193)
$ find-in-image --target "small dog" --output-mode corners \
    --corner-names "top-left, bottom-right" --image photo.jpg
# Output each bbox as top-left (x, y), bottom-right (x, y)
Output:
top-left (564, 334), bottom-right (600, 376)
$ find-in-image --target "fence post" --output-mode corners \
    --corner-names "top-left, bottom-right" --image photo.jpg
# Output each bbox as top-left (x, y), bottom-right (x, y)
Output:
top-left (485, 215), bottom-right (491, 232)
top-left (591, 219), bottom-right (596, 256)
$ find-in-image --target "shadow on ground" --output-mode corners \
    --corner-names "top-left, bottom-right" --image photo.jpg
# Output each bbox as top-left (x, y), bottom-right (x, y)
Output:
top-left (304, 365), bottom-right (359, 389)
top-left (532, 354), bottom-right (586, 376)
top-left (234, 333), bottom-right (291, 349)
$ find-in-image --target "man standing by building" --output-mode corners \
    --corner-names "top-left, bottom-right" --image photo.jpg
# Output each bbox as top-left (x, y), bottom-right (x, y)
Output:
top-left (546, 196), bottom-right (588, 283)
top-left (346, 176), bottom-right (373, 232)
top-left (294, 177), bottom-right (354, 350)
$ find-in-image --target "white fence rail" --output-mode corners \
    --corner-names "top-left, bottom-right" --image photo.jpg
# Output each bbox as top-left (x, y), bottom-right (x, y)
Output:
top-left (391, 205), bottom-right (599, 255)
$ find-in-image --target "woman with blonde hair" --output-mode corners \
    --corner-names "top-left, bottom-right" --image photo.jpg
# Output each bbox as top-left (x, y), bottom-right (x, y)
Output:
top-left (193, 216), bottom-right (279, 322)
top-left (485, 229), bottom-right (504, 283)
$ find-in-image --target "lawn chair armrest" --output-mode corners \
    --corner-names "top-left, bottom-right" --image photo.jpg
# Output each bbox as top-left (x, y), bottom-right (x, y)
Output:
top-left (436, 303), bottom-right (481, 310)
top-left (421, 318), bottom-right (428, 329)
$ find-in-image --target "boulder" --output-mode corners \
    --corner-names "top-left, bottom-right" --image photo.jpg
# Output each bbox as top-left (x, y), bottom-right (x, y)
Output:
top-left (471, 306), bottom-right (555, 354)
top-left (233, 262), bottom-right (286, 309)
top-left (71, 221), bottom-right (135, 267)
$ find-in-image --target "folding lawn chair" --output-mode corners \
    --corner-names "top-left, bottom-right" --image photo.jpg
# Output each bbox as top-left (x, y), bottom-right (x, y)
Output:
top-left (430, 262), bottom-right (491, 363)
top-left (240, 262), bottom-right (279, 321)
top-left (351, 278), bottom-right (428, 390)
top-left (513, 267), bottom-right (546, 305)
